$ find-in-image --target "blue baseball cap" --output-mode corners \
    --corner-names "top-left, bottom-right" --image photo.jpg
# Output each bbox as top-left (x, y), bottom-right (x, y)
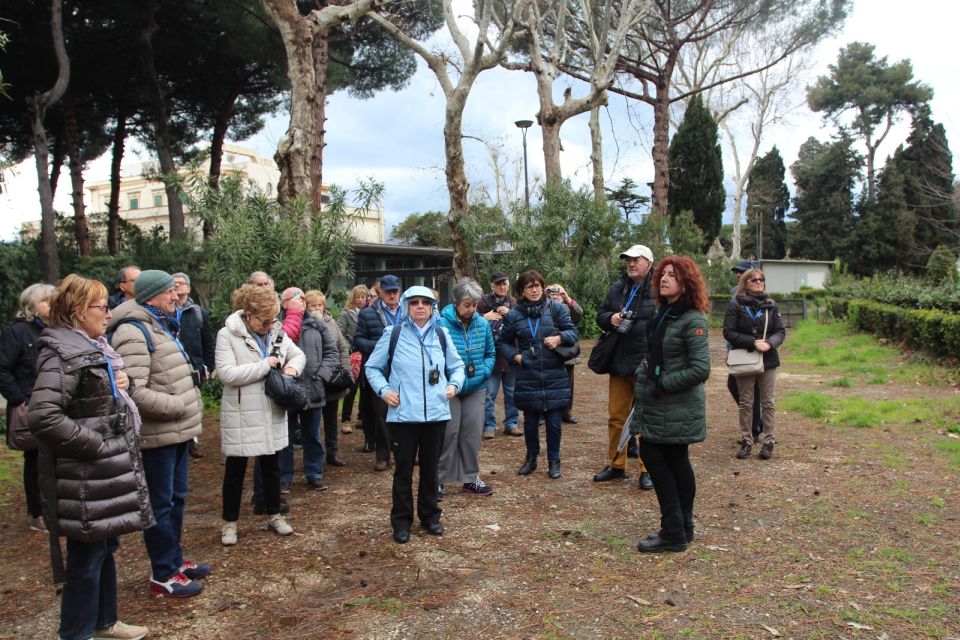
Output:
top-left (379, 274), bottom-right (401, 292)
top-left (732, 260), bottom-right (758, 273)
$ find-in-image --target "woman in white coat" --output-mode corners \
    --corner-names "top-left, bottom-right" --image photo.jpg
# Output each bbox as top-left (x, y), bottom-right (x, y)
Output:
top-left (216, 284), bottom-right (305, 546)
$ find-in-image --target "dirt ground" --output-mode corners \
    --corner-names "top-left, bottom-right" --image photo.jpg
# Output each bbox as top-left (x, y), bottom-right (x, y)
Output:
top-left (1, 335), bottom-right (958, 639)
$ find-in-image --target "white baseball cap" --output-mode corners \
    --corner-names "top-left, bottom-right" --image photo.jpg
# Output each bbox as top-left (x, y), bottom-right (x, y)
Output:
top-left (619, 244), bottom-right (654, 262)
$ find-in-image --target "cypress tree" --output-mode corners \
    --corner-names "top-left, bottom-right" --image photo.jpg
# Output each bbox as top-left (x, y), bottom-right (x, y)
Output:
top-left (744, 147), bottom-right (789, 259)
top-left (668, 95), bottom-right (725, 251)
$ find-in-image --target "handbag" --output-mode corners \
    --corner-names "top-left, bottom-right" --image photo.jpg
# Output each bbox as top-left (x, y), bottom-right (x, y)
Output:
top-left (587, 331), bottom-right (621, 375)
top-left (727, 308), bottom-right (768, 378)
top-left (547, 301), bottom-right (581, 363)
top-left (6, 402), bottom-right (38, 451)
top-left (324, 365), bottom-right (354, 393)
top-left (263, 331), bottom-right (308, 411)
top-left (349, 351), bottom-right (362, 381)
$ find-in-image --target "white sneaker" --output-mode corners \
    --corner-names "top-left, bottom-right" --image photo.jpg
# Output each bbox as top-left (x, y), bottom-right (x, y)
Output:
top-left (267, 514), bottom-right (293, 536)
top-left (93, 620), bottom-right (150, 639)
top-left (29, 516), bottom-right (47, 532)
top-left (221, 521), bottom-right (238, 546)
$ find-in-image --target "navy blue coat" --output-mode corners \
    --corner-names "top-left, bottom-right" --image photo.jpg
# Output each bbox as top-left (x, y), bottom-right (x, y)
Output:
top-left (353, 301), bottom-right (402, 362)
top-left (498, 299), bottom-right (579, 412)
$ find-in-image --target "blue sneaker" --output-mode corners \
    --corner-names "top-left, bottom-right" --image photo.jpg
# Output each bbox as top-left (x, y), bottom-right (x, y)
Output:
top-left (180, 560), bottom-right (212, 580)
top-left (149, 572), bottom-right (204, 598)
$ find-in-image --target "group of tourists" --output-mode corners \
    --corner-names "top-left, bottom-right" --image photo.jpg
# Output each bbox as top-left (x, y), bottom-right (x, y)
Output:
top-left (0, 245), bottom-right (787, 639)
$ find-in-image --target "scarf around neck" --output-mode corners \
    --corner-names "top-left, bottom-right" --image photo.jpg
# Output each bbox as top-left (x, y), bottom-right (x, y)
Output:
top-left (646, 300), bottom-right (691, 381)
top-left (71, 329), bottom-right (143, 434)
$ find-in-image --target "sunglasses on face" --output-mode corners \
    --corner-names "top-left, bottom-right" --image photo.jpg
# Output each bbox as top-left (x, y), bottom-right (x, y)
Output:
top-left (748, 278), bottom-right (765, 284)
top-left (408, 298), bottom-right (432, 307)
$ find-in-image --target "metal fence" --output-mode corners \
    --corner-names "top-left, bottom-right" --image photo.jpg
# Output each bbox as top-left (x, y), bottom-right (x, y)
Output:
top-left (709, 298), bottom-right (829, 328)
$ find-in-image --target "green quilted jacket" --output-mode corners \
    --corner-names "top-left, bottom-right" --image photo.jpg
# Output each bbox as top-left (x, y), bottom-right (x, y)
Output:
top-left (630, 307), bottom-right (710, 444)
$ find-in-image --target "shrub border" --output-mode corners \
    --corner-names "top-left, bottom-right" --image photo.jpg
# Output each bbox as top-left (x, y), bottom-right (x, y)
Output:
top-left (827, 297), bottom-right (960, 359)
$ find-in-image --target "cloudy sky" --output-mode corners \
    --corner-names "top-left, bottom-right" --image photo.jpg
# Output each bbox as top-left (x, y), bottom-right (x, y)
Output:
top-left (2, 0), bottom-right (958, 241)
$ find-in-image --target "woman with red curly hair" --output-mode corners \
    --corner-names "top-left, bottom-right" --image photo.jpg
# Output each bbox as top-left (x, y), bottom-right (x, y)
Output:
top-left (629, 256), bottom-right (711, 553)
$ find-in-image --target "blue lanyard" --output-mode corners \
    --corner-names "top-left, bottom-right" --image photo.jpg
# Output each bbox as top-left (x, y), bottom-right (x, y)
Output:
top-left (104, 359), bottom-right (119, 401)
top-left (146, 311), bottom-right (192, 366)
top-left (253, 332), bottom-right (271, 358)
top-left (409, 318), bottom-right (437, 366)
top-left (526, 317), bottom-right (540, 341)
top-left (623, 284), bottom-right (642, 311)
top-left (744, 307), bottom-right (764, 323)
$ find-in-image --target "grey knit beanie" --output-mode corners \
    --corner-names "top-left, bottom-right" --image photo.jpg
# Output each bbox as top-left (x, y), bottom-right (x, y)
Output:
top-left (135, 270), bottom-right (175, 304)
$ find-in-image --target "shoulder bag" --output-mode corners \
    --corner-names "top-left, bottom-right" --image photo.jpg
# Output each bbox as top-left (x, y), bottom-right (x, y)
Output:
top-left (264, 331), bottom-right (308, 411)
top-left (727, 309), bottom-right (767, 377)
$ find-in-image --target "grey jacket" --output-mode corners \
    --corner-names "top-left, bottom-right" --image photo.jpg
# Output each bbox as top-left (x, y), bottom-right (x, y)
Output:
top-left (29, 327), bottom-right (154, 580)
top-left (298, 314), bottom-right (340, 409)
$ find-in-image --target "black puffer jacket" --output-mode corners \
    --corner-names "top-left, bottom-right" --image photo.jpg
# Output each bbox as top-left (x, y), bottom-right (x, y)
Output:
top-left (298, 313), bottom-right (340, 409)
top-left (0, 319), bottom-right (43, 445)
top-left (29, 327), bottom-right (154, 557)
top-left (498, 299), bottom-right (579, 412)
top-left (722, 294), bottom-right (786, 369)
top-left (596, 272), bottom-right (656, 378)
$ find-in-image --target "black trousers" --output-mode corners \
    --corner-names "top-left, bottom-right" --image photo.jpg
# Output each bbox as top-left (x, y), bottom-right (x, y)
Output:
top-left (321, 400), bottom-right (340, 460)
top-left (359, 379), bottom-right (391, 462)
top-left (727, 374), bottom-right (762, 437)
top-left (389, 421), bottom-right (444, 532)
top-left (340, 381), bottom-right (360, 422)
top-left (222, 454), bottom-right (280, 521)
top-left (639, 439), bottom-right (696, 542)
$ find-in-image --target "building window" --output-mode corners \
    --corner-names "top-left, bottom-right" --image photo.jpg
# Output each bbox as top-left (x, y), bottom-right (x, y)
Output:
top-left (153, 191), bottom-right (163, 207)
top-left (128, 193), bottom-right (140, 210)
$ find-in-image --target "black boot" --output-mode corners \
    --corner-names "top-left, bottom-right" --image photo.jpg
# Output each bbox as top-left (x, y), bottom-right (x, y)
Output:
top-left (627, 436), bottom-right (639, 458)
top-left (736, 441), bottom-right (752, 459)
top-left (517, 453), bottom-right (538, 476)
top-left (548, 459), bottom-right (561, 479)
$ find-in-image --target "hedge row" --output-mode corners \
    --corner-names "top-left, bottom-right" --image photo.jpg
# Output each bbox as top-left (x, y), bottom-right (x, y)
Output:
top-left (828, 277), bottom-right (960, 313)
top-left (827, 297), bottom-right (960, 359)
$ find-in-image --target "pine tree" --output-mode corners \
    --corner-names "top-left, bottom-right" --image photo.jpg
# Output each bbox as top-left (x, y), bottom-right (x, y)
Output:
top-left (668, 95), bottom-right (725, 251)
top-left (848, 162), bottom-right (916, 276)
top-left (789, 136), bottom-right (862, 261)
top-left (744, 147), bottom-right (789, 259)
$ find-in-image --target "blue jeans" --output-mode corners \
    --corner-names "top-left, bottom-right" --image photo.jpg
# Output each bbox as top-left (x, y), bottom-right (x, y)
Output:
top-left (483, 367), bottom-right (518, 431)
top-left (279, 408), bottom-right (325, 483)
top-left (59, 536), bottom-right (119, 640)
top-left (140, 441), bottom-right (189, 581)
top-left (523, 407), bottom-right (563, 462)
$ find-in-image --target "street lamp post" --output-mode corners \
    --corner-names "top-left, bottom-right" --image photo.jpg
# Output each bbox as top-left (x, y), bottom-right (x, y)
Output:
top-left (515, 119), bottom-right (533, 210)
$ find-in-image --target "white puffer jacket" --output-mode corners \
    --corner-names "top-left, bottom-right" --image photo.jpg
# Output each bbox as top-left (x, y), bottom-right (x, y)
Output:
top-left (216, 311), bottom-right (305, 457)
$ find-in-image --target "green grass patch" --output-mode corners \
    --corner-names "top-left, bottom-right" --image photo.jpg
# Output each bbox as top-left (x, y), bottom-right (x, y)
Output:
top-left (782, 319), bottom-right (958, 385)
top-left (934, 439), bottom-right (960, 469)
top-left (827, 376), bottom-right (854, 388)
top-left (930, 496), bottom-right (946, 509)
top-left (0, 448), bottom-right (22, 497)
top-left (783, 391), bottom-right (832, 419)
top-left (784, 391), bottom-right (960, 432)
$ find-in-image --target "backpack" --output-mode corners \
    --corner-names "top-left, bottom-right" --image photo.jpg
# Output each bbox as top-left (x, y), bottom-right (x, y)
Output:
top-left (384, 323), bottom-right (448, 379)
top-left (106, 318), bottom-right (156, 353)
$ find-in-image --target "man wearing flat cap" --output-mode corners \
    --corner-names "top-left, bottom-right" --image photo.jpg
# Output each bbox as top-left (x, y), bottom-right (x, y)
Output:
top-left (477, 272), bottom-right (520, 438)
top-left (355, 274), bottom-right (404, 471)
top-left (593, 245), bottom-right (657, 490)
top-left (109, 270), bottom-right (208, 597)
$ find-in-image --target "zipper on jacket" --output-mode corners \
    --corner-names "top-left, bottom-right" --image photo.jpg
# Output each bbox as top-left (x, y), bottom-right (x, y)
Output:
top-left (421, 336), bottom-right (428, 420)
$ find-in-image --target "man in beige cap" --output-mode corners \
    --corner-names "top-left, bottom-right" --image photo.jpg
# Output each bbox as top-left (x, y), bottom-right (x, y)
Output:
top-left (593, 245), bottom-right (656, 490)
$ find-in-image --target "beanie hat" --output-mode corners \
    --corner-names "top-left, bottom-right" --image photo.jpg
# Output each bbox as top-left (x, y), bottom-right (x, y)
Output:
top-left (135, 270), bottom-right (175, 304)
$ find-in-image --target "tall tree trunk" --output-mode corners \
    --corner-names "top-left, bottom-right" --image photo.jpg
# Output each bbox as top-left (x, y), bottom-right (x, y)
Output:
top-left (107, 106), bottom-right (127, 256)
top-left (49, 129), bottom-right (64, 199)
top-left (650, 71), bottom-right (673, 217)
top-left (62, 92), bottom-right (91, 256)
top-left (139, 0), bottom-right (185, 238)
top-left (207, 87), bottom-right (240, 240)
top-left (263, 0), bottom-right (318, 207)
top-left (29, 0), bottom-right (70, 283)
top-left (309, 28), bottom-right (330, 213)
top-left (589, 105), bottom-right (604, 202)
top-left (444, 93), bottom-right (478, 280)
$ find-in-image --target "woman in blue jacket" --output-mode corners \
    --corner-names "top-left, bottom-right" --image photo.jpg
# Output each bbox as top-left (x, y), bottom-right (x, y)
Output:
top-left (498, 270), bottom-right (579, 480)
top-left (364, 286), bottom-right (465, 544)
top-left (438, 278), bottom-right (496, 498)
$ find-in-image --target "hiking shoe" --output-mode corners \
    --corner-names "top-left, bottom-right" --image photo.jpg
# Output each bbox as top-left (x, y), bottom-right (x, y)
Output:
top-left (93, 620), bottom-right (150, 639)
top-left (253, 498), bottom-right (290, 515)
top-left (279, 481), bottom-right (292, 494)
top-left (759, 441), bottom-right (775, 459)
top-left (221, 522), bottom-right (238, 546)
top-left (340, 421), bottom-right (353, 434)
top-left (736, 442), bottom-right (752, 459)
top-left (148, 572), bottom-right (203, 598)
top-left (179, 560), bottom-right (212, 580)
top-left (307, 477), bottom-right (328, 491)
top-left (267, 514), bottom-right (293, 536)
top-left (637, 471), bottom-right (654, 491)
top-left (29, 516), bottom-right (47, 532)
top-left (504, 427), bottom-right (523, 437)
top-left (463, 478), bottom-right (494, 496)
top-left (482, 430), bottom-right (495, 440)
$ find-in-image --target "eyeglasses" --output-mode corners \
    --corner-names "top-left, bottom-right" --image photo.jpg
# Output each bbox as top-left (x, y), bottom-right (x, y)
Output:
top-left (88, 304), bottom-right (110, 312)
top-left (407, 298), bottom-right (432, 307)
top-left (174, 281), bottom-right (189, 287)
top-left (524, 283), bottom-right (542, 290)
top-left (256, 316), bottom-right (277, 326)
top-left (748, 278), bottom-right (765, 284)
